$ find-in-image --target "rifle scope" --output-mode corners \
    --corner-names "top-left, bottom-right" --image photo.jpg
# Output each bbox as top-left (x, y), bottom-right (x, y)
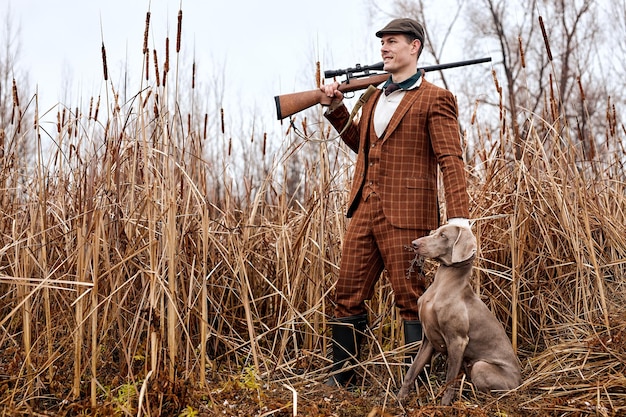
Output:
top-left (324, 62), bottom-right (384, 78)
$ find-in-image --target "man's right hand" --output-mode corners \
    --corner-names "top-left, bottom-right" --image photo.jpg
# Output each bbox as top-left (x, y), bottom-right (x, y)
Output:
top-left (320, 82), bottom-right (344, 108)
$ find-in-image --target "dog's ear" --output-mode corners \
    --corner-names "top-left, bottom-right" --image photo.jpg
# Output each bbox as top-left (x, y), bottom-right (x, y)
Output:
top-left (451, 226), bottom-right (477, 264)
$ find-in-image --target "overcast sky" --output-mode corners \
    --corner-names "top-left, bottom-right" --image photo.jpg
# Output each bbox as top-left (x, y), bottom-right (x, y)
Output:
top-left (8, 0), bottom-right (381, 128)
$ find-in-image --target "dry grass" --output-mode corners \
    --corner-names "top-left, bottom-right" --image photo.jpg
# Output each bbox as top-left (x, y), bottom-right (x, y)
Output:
top-left (0, 7), bottom-right (625, 417)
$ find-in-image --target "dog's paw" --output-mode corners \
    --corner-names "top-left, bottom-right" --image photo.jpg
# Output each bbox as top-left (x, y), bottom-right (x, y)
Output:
top-left (441, 388), bottom-right (455, 406)
top-left (397, 387), bottom-right (409, 402)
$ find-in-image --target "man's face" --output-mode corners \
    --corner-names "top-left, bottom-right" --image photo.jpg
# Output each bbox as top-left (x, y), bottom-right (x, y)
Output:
top-left (380, 34), bottom-right (420, 73)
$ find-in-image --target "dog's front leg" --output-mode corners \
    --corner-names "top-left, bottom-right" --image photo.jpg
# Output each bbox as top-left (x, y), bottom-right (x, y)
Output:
top-left (398, 337), bottom-right (434, 401)
top-left (441, 335), bottom-right (469, 406)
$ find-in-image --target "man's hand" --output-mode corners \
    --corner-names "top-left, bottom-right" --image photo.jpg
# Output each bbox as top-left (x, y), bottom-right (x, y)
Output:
top-left (320, 82), bottom-right (344, 110)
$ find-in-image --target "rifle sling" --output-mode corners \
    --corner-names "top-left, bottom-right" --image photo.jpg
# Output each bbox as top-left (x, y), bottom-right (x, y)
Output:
top-left (336, 85), bottom-right (378, 136)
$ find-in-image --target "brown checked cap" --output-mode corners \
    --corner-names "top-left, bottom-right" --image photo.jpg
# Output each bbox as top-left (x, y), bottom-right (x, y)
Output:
top-left (375, 18), bottom-right (425, 43)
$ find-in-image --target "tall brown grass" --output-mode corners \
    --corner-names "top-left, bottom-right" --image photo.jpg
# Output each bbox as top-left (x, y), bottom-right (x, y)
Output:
top-left (0, 8), bottom-right (624, 416)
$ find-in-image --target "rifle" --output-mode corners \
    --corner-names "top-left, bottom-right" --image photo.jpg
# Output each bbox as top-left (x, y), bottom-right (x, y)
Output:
top-left (275, 57), bottom-right (491, 120)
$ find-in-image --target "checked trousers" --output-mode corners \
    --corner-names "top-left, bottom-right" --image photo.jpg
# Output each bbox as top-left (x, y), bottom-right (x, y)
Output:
top-left (334, 193), bottom-right (429, 321)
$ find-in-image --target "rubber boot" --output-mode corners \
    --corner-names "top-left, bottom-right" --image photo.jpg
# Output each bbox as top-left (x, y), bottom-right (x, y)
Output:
top-left (404, 319), bottom-right (430, 381)
top-left (403, 319), bottom-right (423, 364)
top-left (326, 313), bottom-right (368, 387)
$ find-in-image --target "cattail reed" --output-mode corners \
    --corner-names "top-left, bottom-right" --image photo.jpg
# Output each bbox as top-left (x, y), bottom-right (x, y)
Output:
top-left (518, 36), bottom-right (525, 68)
top-left (262, 133), bottom-right (267, 156)
top-left (471, 100), bottom-right (478, 125)
top-left (94, 95), bottom-right (100, 122)
top-left (101, 42), bottom-right (109, 81)
top-left (316, 61), bottom-right (321, 88)
top-left (145, 52), bottom-right (150, 81)
top-left (143, 12), bottom-right (151, 54)
top-left (577, 76), bottom-right (585, 102)
top-left (163, 37), bottom-right (170, 86)
top-left (143, 89), bottom-right (152, 108)
top-left (611, 103), bottom-right (617, 136)
top-left (176, 10), bottom-right (182, 53)
top-left (203, 113), bottom-right (207, 139)
top-left (539, 16), bottom-right (552, 61)
top-left (192, 61), bottom-right (196, 89)
top-left (10, 79), bottom-right (19, 125)
top-left (74, 107), bottom-right (79, 137)
top-left (12, 79), bottom-right (19, 108)
top-left (153, 50), bottom-right (160, 86)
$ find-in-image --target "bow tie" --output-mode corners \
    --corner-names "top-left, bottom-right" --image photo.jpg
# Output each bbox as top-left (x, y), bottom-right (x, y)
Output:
top-left (384, 82), bottom-right (401, 96)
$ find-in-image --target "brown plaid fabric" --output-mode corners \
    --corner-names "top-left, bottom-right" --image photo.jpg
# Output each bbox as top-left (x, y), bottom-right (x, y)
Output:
top-left (326, 79), bottom-right (470, 320)
top-left (327, 79), bottom-right (469, 229)
top-left (334, 194), bottom-right (428, 320)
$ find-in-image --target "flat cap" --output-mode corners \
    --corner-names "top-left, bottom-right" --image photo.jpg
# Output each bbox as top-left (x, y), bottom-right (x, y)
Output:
top-left (375, 18), bottom-right (425, 43)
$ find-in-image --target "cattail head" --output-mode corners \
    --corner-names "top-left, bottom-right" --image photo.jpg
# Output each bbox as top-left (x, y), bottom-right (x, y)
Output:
top-left (192, 61), bottom-right (196, 89)
top-left (153, 50), bottom-right (161, 87)
top-left (143, 12), bottom-right (151, 54)
top-left (145, 52), bottom-right (150, 81)
top-left (142, 89), bottom-right (152, 108)
top-left (176, 10), bottom-right (183, 53)
top-left (518, 36), bottom-right (525, 68)
top-left (101, 42), bottom-right (109, 81)
top-left (220, 108), bottom-right (225, 134)
top-left (203, 113), bottom-right (208, 140)
top-left (577, 76), bottom-right (585, 102)
top-left (316, 61), bottom-right (321, 88)
top-left (538, 16), bottom-right (552, 62)
top-left (94, 95), bottom-right (100, 122)
top-left (262, 132), bottom-right (267, 156)
top-left (12, 79), bottom-right (20, 108)
top-left (164, 37), bottom-right (170, 73)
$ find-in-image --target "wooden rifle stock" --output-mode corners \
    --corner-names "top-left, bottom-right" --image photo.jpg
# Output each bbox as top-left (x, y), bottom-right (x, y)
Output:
top-left (274, 73), bottom-right (388, 120)
top-left (275, 57), bottom-right (491, 120)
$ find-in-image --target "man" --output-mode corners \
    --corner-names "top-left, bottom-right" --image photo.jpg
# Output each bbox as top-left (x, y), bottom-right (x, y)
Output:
top-left (320, 18), bottom-right (471, 387)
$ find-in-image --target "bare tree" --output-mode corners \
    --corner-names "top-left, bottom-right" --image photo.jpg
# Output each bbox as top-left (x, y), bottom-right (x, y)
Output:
top-left (0, 4), bottom-right (33, 171)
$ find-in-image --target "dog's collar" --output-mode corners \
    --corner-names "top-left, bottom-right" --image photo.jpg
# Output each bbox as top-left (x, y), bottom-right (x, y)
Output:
top-left (438, 253), bottom-right (476, 267)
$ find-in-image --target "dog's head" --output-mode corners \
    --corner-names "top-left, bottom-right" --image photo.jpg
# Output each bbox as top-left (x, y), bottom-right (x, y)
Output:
top-left (412, 224), bottom-right (477, 266)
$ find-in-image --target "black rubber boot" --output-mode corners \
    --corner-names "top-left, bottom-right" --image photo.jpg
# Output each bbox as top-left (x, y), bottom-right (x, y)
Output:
top-left (403, 319), bottom-right (423, 364)
top-left (326, 313), bottom-right (368, 387)
top-left (404, 319), bottom-right (430, 381)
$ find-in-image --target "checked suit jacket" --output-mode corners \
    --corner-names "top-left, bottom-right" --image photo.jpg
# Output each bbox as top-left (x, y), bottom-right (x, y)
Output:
top-left (326, 79), bottom-right (470, 230)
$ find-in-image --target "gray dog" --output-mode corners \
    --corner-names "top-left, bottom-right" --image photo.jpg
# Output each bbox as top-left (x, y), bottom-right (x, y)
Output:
top-left (398, 224), bottom-right (522, 405)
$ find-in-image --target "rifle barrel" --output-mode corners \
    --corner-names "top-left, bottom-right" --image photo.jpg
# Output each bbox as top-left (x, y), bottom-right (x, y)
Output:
top-left (420, 57), bottom-right (492, 73)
